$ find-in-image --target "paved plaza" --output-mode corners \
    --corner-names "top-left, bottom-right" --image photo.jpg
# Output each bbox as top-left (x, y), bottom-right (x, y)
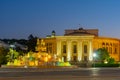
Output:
top-left (0, 76), bottom-right (120, 80)
top-left (0, 68), bottom-right (120, 80)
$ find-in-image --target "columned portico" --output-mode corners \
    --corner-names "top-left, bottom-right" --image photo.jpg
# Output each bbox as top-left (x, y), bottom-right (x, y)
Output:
top-left (56, 36), bottom-right (94, 62)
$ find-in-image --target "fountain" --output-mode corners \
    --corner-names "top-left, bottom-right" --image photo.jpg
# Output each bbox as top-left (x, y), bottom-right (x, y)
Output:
top-left (6, 39), bottom-right (71, 68)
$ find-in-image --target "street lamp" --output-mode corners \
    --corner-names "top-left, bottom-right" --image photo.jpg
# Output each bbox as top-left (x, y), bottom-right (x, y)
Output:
top-left (93, 53), bottom-right (96, 68)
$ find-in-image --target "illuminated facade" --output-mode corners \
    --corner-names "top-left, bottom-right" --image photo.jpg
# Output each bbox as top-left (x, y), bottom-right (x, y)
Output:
top-left (93, 37), bottom-right (120, 61)
top-left (36, 28), bottom-right (120, 62)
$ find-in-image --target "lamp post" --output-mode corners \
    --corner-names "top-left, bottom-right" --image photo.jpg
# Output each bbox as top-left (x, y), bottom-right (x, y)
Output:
top-left (93, 53), bottom-right (96, 68)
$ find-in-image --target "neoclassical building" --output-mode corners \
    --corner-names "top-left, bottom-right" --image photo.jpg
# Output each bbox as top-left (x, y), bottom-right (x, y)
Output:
top-left (36, 28), bottom-right (120, 62)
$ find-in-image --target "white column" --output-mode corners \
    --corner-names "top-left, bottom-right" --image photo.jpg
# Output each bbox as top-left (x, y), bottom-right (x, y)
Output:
top-left (67, 40), bottom-right (71, 61)
top-left (78, 41), bottom-right (82, 61)
top-left (57, 40), bottom-right (61, 56)
top-left (89, 40), bottom-right (93, 61)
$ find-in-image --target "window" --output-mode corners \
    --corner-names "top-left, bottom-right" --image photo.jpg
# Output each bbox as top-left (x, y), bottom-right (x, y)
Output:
top-left (73, 45), bottom-right (77, 53)
top-left (114, 47), bottom-right (117, 53)
top-left (63, 45), bottom-right (66, 53)
top-left (114, 44), bottom-right (117, 54)
top-left (84, 45), bottom-right (87, 53)
top-left (110, 43), bottom-right (112, 46)
top-left (49, 47), bottom-right (52, 53)
top-left (109, 47), bottom-right (112, 54)
top-left (106, 43), bottom-right (109, 46)
top-left (102, 42), bottom-right (105, 45)
top-left (46, 43), bottom-right (52, 53)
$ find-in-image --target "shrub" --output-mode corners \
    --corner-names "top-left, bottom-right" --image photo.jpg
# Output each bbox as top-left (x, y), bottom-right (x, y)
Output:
top-left (92, 63), bottom-right (119, 67)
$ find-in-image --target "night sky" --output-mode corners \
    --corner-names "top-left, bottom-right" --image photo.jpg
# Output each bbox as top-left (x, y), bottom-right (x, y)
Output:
top-left (1, 0), bottom-right (120, 39)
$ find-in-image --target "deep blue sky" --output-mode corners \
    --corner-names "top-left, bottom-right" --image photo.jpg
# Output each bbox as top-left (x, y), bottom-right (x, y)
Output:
top-left (1, 0), bottom-right (120, 39)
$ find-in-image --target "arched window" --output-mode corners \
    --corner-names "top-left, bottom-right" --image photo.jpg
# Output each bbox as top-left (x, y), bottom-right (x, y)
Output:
top-left (63, 45), bottom-right (66, 53)
top-left (62, 42), bottom-right (67, 53)
top-left (106, 43), bottom-right (109, 46)
top-left (72, 41), bottom-right (77, 54)
top-left (84, 45), bottom-right (87, 53)
top-left (102, 42), bottom-right (105, 45)
top-left (73, 45), bottom-right (77, 53)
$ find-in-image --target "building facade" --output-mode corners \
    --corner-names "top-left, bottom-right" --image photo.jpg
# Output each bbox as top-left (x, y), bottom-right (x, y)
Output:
top-left (36, 28), bottom-right (120, 62)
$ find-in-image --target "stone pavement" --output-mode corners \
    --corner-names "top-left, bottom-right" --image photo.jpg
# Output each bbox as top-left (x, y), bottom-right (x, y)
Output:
top-left (0, 68), bottom-right (120, 80)
top-left (0, 76), bottom-right (120, 80)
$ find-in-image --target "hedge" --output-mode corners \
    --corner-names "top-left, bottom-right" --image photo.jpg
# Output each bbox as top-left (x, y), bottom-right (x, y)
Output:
top-left (92, 63), bottom-right (119, 67)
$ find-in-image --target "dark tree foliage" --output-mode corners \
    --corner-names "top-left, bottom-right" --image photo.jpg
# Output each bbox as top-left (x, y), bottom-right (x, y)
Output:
top-left (28, 34), bottom-right (34, 40)
top-left (0, 34), bottom-right (38, 56)
top-left (2, 39), bottom-right (27, 45)
top-left (17, 39), bottom-right (28, 45)
top-left (1, 39), bottom-right (28, 53)
top-left (0, 47), bottom-right (9, 65)
top-left (27, 34), bottom-right (37, 52)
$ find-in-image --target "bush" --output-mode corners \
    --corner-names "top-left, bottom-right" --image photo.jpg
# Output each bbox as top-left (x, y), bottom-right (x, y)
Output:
top-left (92, 63), bottom-right (119, 67)
top-left (108, 57), bottom-right (115, 64)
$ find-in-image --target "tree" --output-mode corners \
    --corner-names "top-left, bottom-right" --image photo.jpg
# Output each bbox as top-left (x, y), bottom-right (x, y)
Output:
top-left (95, 48), bottom-right (110, 63)
top-left (27, 34), bottom-right (37, 52)
top-left (0, 47), bottom-right (9, 65)
top-left (6, 48), bottom-right (19, 62)
top-left (108, 57), bottom-right (115, 64)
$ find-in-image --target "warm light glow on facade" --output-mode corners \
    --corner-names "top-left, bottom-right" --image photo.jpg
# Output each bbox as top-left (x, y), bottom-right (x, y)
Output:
top-left (36, 28), bottom-right (120, 63)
